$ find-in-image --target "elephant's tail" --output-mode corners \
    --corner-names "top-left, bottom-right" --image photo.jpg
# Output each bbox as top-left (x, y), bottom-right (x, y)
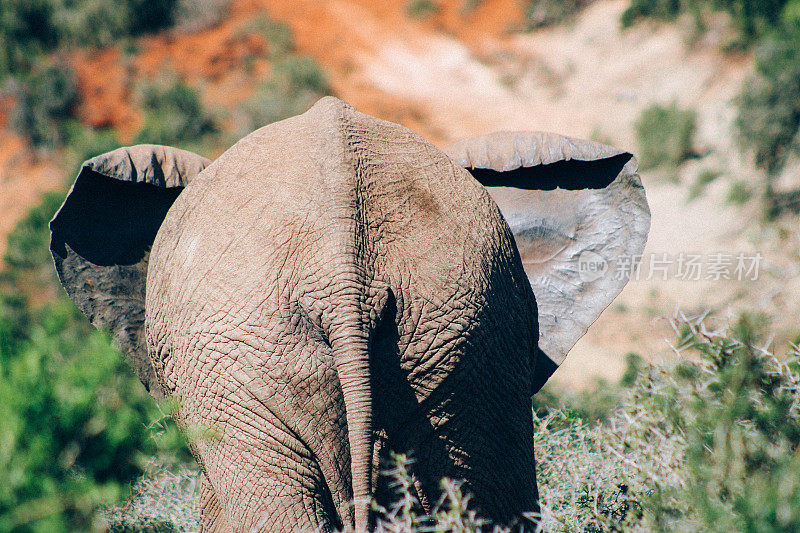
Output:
top-left (328, 287), bottom-right (390, 532)
top-left (332, 330), bottom-right (373, 531)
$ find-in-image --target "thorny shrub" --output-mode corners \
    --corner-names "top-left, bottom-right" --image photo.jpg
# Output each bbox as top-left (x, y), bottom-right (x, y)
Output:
top-left (634, 101), bottom-right (697, 171)
top-left (106, 312), bottom-right (800, 531)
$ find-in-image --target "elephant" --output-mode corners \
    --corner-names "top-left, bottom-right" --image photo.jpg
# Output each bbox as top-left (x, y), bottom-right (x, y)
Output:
top-left (49, 97), bottom-right (649, 531)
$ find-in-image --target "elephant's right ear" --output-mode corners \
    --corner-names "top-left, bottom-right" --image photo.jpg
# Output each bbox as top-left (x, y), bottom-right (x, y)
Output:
top-left (445, 132), bottom-right (650, 393)
top-left (50, 144), bottom-right (210, 397)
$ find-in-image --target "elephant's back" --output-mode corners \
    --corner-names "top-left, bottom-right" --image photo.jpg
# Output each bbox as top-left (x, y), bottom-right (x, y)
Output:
top-left (147, 100), bottom-right (347, 311)
top-left (146, 96), bottom-right (538, 388)
top-left (150, 97), bottom-right (528, 300)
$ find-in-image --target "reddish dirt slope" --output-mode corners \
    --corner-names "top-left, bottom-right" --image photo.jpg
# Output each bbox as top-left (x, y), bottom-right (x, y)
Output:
top-left (252, 0), bottom-right (523, 142)
top-left (69, 0), bottom-right (524, 146)
top-left (0, 134), bottom-right (62, 257)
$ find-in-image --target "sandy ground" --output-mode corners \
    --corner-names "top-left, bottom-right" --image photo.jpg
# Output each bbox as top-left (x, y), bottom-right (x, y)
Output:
top-left (2, 0), bottom-right (797, 387)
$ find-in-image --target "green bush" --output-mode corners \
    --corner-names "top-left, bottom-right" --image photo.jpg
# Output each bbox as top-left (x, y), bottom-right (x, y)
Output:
top-left (621, 0), bottom-right (792, 44)
top-left (688, 168), bottom-right (722, 200)
top-left (736, 30), bottom-right (800, 180)
top-left (461, 0), bottom-right (484, 13)
top-left (0, 0), bottom-right (181, 77)
top-left (125, 0), bottom-right (179, 37)
top-left (635, 101), bottom-right (697, 170)
top-left (2, 193), bottom-right (64, 279)
top-left (0, 0), bottom-right (192, 150)
top-left (621, 0), bottom-right (800, 215)
top-left (715, 0), bottom-right (788, 42)
top-left (277, 55), bottom-right (330, 95)
top-left (104, 462), bottom-right (199, 532)
top-left (405, 0), bottom-right (440, 19)
top-left (727, 180), bottom-right (754, 204)
top-left (621, 0), bottom-right (683, 27)
top-left (667, 314), bottom-right (800, 530)
top-left (9, 62), bottom-right (79, 149)
top-left (48, 0), bottom-right (130, 50)
top-left (524, 0), bottom-right (592, 29)
top-left (173, 0), bottom-right (232, 33)
top-left (734, 28), bottom-right (800, 216)
top-left (134, 75), bottom-right (219, 150)
top-left (0, 192), bottom-right (190, 532)
top-left (237, 13), bottom-right (294, 58)
top-left (236, 55), bottom-right (331, 134)
top-left (0, 0), bottom-right (61, 76)
top-left (532, 354), bottom-right (641, 425)
top-left (533, 312), bottom-right (800, 531)
top-left (0, 301), bottom-right (185, 532)
top-left (784, 0), bottom-right (800, 26)
top-left (62, 124), bottom-right (122, 174)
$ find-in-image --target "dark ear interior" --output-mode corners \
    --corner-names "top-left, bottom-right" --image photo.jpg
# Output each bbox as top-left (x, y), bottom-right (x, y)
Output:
top-left (50, 168), bottom-right (184, 266)
top-left (50, 144), bottom-right (210, 397)
top-left (465, 153), bottom-right (633, 191)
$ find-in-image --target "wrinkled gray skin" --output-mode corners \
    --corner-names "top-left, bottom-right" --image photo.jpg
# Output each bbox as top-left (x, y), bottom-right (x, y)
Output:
top-left (50, 97), bottom-right (649, 532)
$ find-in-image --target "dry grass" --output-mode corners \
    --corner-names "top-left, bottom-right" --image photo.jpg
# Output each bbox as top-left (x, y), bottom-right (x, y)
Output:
top-left (104, 460), bottom-right (200, 532)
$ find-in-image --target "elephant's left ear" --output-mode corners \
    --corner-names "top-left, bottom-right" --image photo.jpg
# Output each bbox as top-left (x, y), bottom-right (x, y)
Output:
top-left (50, 144), bottom-right (210, 397)
top-left (444, 131), bottom-right (650, 391)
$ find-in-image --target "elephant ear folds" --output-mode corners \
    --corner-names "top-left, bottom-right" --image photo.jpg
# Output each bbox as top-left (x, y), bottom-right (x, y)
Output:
top-left (444, 132), bottom-right (650, 390)
top-left (50, 144), bottom-right (210, 397)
